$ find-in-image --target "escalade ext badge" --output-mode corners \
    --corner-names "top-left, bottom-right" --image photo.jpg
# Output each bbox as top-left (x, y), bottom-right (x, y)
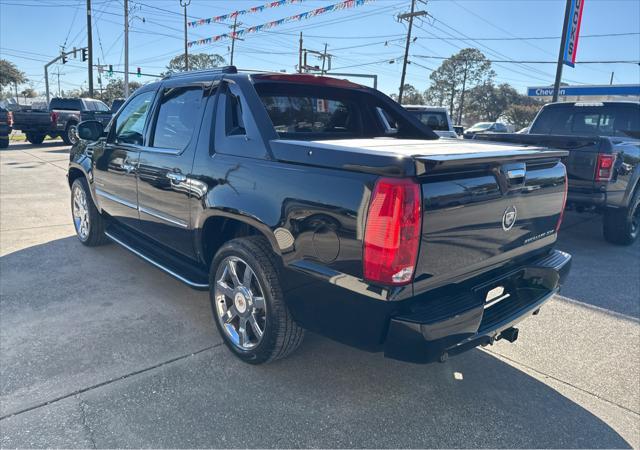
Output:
top-left (502, 206), bottom-right (517, 231)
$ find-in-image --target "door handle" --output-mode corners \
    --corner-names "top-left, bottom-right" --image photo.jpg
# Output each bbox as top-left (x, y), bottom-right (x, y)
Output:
top-left (166, 172), bottom-right (187, 183)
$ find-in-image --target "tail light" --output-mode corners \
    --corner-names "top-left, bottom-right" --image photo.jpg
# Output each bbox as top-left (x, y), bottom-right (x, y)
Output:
top-left (50, 111), bottom-right (58, 125)
top-left (7, 111), bottom-right (13, 127)
top-left (556, 173), bottom-right (568, 233)
top-left (595, 154), bottom-right (615, 182)
top-left (363, 177), bottom-right (421, 285)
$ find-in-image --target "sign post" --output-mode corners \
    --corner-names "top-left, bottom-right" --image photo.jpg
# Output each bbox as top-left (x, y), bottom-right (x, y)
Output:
top-left (552, 0), bottom-right (585, 102)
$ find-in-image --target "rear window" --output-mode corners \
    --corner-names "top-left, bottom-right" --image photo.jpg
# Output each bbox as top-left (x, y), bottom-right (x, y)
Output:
top-left (259, 94), bottom-right (361, 137)
top-left (410, 111), bottom-right (450, 131)
top-left (50, 98), bottom-right (82, 110)
top-left (253, 82), bottom-right (435, 140)
top-left (87, 100), bottom-right (110, 112)
top-left (531, 103), bottom-right (640, 138)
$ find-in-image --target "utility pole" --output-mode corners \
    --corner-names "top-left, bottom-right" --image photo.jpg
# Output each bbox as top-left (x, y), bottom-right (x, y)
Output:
top-left (124, 0), bottom-right (129, 97)
top-left (86, 0), bottom-right (94, 97)
top-left (320, 43), bottom-right (328, 75)
top-left (456, 60), bottom-right (469, 125)
top-left (180, 0), bottom-right (191, 70)
top-left (230, 16), bottom-right (241, 66)
top-left (298, 32), bottom-right (303, 73)
top-left (397, 1), bottom-right (426, 104)
top-left (56, 67), bottom-right (62, 96)
top-left (552, 0), bottom-right (572, 102)
top-left (610, 71), bottom-right (614, 85)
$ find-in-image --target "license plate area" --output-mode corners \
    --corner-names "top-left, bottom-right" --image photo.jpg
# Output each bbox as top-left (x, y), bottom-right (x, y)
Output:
top-left (474, 269), bottom-right (552, 333)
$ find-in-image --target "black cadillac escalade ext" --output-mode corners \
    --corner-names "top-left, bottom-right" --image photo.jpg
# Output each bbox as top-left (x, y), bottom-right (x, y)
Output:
top-left (68, 67), bottom-right (571, 365)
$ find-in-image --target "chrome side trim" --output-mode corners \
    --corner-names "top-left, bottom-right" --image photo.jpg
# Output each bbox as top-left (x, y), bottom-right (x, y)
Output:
top-left (95, 188), bottom-right (137, 210)
top-left (105, 230), bottom-right (209, 289)
top-left (138, 205), bottom-right (189, 228)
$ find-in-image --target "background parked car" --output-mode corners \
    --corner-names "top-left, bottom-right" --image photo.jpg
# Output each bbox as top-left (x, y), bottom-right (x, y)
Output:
top-left (403, 105), bottom-right (459, 138)
top-left (463, 121), bottom-right (508, 139)
top-left (0, 106), bottom-right (13, 149)
top-left (11, 97), bottom-right (112, 145)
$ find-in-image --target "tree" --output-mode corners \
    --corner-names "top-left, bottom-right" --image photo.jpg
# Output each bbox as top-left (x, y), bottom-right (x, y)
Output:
top-left (423, 48), bottom-right (495, 124)
top-left (390, 84), bottom-right (424, 105)
top-left (463, 82), bottom-right (539, 126)
top-left (0, 59), bottom-right (27, 100)
top-left (20, 88), bottom-right (37, 102)
top-left (101, 78), bottom-right (142, 104)
top-left (165, 53), bottom-right (226, 74)
top-left (504, 104), bottom-right (540, 130)
top-left (0, 59), bottom-right (26, 89)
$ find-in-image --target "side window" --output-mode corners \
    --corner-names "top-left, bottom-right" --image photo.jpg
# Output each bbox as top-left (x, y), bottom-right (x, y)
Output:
top-left (151, 86), bottom-right (204, 151)
top-left (376, 106), bottom-right (398, 134)
top-left (113, 90), bottom-right (155, 146)
top-left (225, 84), bottom-right (246, 136)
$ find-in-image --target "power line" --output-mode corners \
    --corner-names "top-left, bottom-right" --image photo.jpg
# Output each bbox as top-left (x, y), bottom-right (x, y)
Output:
top-left (413, 55), bottom-right (640, 64)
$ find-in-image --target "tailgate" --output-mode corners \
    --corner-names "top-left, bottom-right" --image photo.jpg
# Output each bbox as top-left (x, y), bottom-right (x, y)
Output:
top-left (412, 150), bottom-right (567, 293)
top-left (12, 111), bottom-right (51, 128)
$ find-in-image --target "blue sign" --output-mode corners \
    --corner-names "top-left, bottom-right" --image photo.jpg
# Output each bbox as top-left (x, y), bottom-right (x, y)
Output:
top-left (527, 85), bottom-right (640, 97)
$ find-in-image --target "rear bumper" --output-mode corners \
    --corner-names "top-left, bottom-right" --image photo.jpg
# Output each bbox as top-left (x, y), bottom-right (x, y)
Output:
top-left (384, 250), bottom-right (572, 364)
top-left (568, 190), bottom-right (606, 207)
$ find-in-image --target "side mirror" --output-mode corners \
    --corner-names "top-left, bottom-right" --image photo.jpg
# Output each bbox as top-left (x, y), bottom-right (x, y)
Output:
top-left (77, 120), bottom-right (104, 141)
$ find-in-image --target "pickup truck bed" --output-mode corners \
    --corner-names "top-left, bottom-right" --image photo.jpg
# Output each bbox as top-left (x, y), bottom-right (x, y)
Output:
top-left (68, 69), bottom-right (571, 365)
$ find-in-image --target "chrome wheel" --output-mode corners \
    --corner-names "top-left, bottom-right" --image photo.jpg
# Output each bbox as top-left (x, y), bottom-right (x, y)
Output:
top-left (72, 185), bottom-right (90, 240)
top-left (68, 124), bottom-right (79, 144)
top-left (214, 256), bottom-right (267, 350)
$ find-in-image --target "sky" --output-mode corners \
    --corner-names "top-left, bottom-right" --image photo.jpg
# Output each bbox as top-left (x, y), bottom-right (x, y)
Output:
top-left (1, 0), bottom-right (639, 99)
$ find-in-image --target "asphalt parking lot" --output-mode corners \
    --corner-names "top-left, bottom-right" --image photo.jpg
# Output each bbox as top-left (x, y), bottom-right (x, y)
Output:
top-left (1, 140), bottom-right (638, 448)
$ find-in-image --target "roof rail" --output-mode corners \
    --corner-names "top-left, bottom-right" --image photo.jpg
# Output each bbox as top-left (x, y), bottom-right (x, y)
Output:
top-left (162, 66), bottom-right (238, 79)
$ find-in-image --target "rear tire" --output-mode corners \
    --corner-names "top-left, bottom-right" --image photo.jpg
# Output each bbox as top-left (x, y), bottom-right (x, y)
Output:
top-left (209, 236), bottom-right (304, 364)
top-left (25, 132), bottom-right (45, 145)
top-left (603, 187), bottom-right (640, 245)
top-left (62, 122), bottom-right (78, 145)
top-left (71, 177), bottom-right (109, 246)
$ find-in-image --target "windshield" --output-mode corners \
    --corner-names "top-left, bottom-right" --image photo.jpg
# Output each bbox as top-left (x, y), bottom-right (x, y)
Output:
top-left (410, 111), bottom-right (450, 131)
top-left (530, 103), bottom-right (640, 138)
top-left (469, 122), bottom-right (493, 131)
top-left (253, 82), bottom-right (435, 140)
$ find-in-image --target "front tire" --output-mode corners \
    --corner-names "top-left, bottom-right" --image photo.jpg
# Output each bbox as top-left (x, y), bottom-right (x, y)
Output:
top-left (209, 236), bottom-right (304, 364)
top-left (71, 178), bottom-right (109, 246)
top-left (603, 187), bottom-right (640, 245)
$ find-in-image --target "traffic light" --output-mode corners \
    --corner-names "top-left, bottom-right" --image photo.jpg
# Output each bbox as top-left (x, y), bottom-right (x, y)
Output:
top-left (61, 52), bottom-right (67, 64)
top-left (81, 48), bottom-right (87, 62)
top-left (108, 64), bottom-right (113, 76)
top-left (136, 67), bottom-right (141, 78)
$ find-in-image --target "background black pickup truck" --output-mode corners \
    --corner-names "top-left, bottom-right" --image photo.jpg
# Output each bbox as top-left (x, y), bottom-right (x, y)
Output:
top-left (0, 106), bottom-right (12, 149)
top-left (475, 102), bottom-right (640, 245)
top-left (12, 97), bottom-right (112, 145)
top-left (68, 68), bottom-right (571, 365)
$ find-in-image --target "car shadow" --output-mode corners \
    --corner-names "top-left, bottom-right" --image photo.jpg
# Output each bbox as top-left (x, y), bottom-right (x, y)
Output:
top-left (4, 140), bottom-right (66, 150)
top-left (556, 211), bottom-right (640, 318)
top-left (0, 236), bottom-right (633, 448)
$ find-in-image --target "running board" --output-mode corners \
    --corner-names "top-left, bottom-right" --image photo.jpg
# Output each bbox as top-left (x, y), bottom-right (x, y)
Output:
top-left (105, 226), bottom-right (210, 290)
